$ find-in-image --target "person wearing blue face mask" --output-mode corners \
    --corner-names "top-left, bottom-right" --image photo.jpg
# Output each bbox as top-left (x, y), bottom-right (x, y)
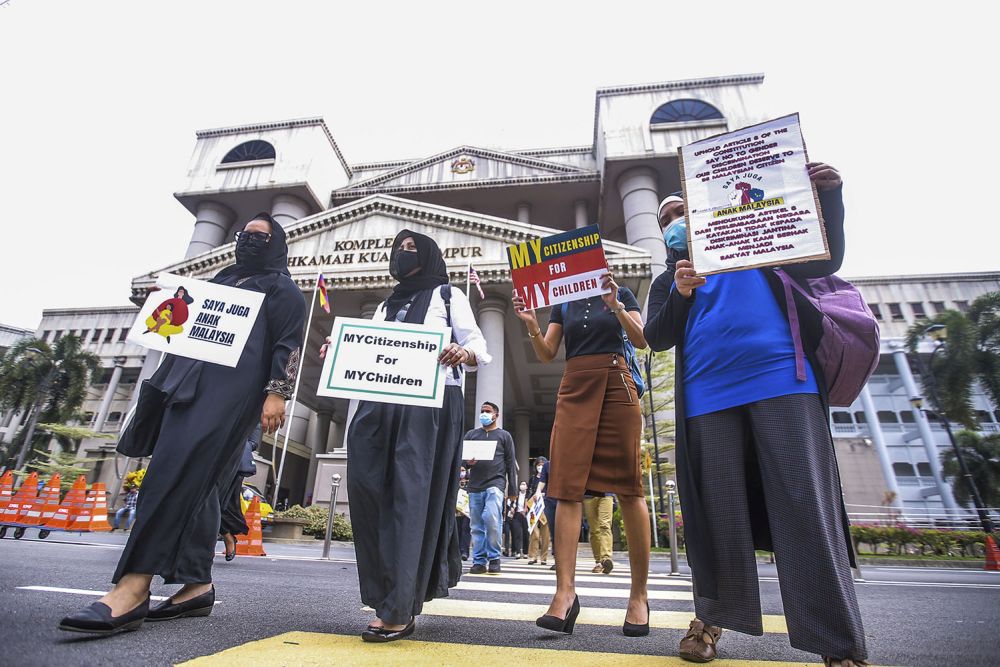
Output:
top-left (462, 401), bottom-right (518, 574)
top-left (658, 193), bottom-right (688, 252)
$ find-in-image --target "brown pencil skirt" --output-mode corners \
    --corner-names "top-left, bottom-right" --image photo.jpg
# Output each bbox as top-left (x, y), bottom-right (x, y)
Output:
top-left (546, 353), bottom-right (643, 502)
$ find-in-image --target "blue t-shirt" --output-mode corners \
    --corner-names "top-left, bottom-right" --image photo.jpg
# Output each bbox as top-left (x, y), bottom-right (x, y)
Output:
top-left (683, 269), bottom-right (818, 418)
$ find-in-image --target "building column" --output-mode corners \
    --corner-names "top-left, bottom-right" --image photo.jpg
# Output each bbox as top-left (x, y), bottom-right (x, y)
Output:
top-left (891, 346), bottom-right (958, 510)
top-left (616, 167), bottom-right (668, 282)
top-left (271, 193), bottom-right (311, 228)
top-left (304, 409), bottom-right (333, 504)
top-left (474, 296), bottom-right (507, 427)
top-left (574, 200), bottom-right (589, 229)
top-left (93, 356), bottom-right (127, 433)
top-left (512, 408), bottom-right (531, 484)
top-left (186, 201), bottom-right (235, 259)
top-left (1, 409), bottom-right (25, 445)
top-left (328, 415), bottom-right (346, 451)
top-left (516, 203), bottom-right (531, 224)
top-left (859, 384), bottom-right (902, 508)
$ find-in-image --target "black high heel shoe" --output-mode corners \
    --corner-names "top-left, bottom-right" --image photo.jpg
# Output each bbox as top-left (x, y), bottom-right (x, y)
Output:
top-left (622, 600), bottom-right (650, 637)
top-left (223, 534), bottom-right (237, 561)
top-left (535, 594), bottom-right (580, 634)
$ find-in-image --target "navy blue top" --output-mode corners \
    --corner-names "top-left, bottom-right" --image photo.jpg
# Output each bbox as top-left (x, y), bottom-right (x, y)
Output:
top-left (548, 287), bottom-right (641, 359)
top-left (683, 269), bottom-right (818, 417)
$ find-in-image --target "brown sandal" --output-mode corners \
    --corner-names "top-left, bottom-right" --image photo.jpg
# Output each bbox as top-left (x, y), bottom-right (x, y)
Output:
top-left (679, 619), bottom-right (722, 663)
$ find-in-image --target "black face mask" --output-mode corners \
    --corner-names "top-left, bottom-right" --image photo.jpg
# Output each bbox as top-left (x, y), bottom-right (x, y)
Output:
top-left (394, 250), bottom-right (420, 278)
top-left (235, 235), bottom-right (269, 266)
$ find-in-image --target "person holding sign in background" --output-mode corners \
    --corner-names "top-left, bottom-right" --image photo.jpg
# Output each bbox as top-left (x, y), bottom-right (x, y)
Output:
top-left (512, 270), bottom-right (651, 637)
top-left (645, 165), bottom-right (867, 666)
top-left (321, 229), bottom-right (491, 643)
top-left (59, 213), bottom-right (305, 636)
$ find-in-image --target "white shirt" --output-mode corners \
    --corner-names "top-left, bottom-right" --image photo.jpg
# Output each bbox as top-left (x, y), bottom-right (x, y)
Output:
top-left (373, 286), bottom-right (492, 387)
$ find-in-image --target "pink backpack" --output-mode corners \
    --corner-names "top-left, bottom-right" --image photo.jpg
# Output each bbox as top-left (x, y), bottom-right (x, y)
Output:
top-left (774, 269), bottom-right (880, 407)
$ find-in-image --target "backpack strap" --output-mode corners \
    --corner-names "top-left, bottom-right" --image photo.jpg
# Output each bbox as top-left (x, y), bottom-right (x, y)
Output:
top-left (440, 284), bottom-right (460, 380)
top-left (774, 269), bottom-right (807, 382)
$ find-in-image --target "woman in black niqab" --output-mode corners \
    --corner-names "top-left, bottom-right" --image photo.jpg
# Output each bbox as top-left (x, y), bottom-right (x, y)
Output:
top-left (60, 213), bottom-right (306, 636)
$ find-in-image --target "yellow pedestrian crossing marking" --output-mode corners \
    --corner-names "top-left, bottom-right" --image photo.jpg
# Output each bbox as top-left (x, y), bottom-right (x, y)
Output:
top-left (456, 580), bottom-right (692, 600)
top-left (178, 631), bottom-right (810, 666)
top-left (420, 599), bottom-right (789, 634)
top-left (465, 572), bottom-right (692, 587)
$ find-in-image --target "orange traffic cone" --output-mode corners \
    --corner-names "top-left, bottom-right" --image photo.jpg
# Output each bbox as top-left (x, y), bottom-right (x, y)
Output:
top-left (88, 483), bottom-right (113, 531)
top-left (22, 474), bottom-right (61, 526)
top-left (1, 472), bottom-right (39, 525)
top-left (986, 535), bottom-right (1000, 572)
top-left (0, 470), bottom-right (14, 511)
top-left (43, 475), bottom-right (87, 531)
top-left (235, 496), bottom-right (266, 556)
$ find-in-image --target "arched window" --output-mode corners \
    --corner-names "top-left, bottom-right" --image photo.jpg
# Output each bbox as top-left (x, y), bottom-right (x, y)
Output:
top-left (221, 140), bottom-right (276, 164)
top-left (651, 99), bottom-right (724, 124)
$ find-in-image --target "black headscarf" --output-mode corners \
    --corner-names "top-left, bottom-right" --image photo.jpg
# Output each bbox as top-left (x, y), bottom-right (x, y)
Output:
top-left (213, 212), bottom-right (291, 283)
top-left (383, 229), bottom-right (449, 322)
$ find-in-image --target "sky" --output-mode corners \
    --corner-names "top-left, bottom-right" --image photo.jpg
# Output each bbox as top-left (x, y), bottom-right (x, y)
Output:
top-left (1, 1), bottom-right (995, 329)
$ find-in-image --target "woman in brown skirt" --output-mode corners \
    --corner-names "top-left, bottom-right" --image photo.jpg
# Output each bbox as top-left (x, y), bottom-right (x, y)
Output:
top-left (512, 271), bottom-right (651, 636)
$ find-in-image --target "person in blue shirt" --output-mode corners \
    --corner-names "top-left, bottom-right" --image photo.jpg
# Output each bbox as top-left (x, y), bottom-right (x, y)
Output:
top-left (644, 164), bottom-right (866, 667)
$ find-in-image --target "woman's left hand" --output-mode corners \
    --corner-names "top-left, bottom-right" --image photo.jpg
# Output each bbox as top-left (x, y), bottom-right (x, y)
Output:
top-left (600, 272), bottom-right (620, 310)
top-left (439, 342), bottom-right (469, 368)
top-left (807, 162), bottom-right (842, 191)
top-left (261, 393), bottom-right (286, 434)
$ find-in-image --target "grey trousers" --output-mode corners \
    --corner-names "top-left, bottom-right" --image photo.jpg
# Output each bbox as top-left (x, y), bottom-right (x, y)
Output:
top-left (687, 393), bottom-right (867, 661)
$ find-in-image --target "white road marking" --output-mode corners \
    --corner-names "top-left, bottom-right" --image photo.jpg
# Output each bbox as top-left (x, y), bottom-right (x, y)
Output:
top-left (16, 585), bottom-right (222, 604)
top-left (464, 572), bottom-right (691, 587)
top-left (455, 580), bottom-right (691, 600)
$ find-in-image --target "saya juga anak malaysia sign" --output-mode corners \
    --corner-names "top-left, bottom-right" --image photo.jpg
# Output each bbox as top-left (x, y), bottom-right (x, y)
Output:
top-left (506, 224), bottom-right (610, 310)
top-left (127, 272), bottom-right (264, 367)
top-left (317, 317), bottom-right (451, 408)
top-left (678, 113), bottom-right (830, 275)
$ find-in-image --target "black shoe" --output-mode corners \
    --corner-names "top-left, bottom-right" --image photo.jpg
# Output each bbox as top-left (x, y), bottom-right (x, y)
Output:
top-left (58, 596), bottom-right (149, 635)
top-left (147, 586), bottom-right (215, 621)
top-left (527, 559), bottom-right (537, 565)
top-left (602, 558), bottom-right (614, 574)
top-left (362, 618), bottom-right (415, 643)
top-left (488, 559), bottom-right (501, 574)
top-left (549, 563), bottom-right (557, 571)
top-left (623, 601), bottom-right (650, 637)
top-left (502, 550), bottom-right (510, 557)
top-left (469, 563), bottom-right (487, 575)
top-left (535, 595), bottom-right (580, 634)
top-left (461, 555), bottom-right (468, 561)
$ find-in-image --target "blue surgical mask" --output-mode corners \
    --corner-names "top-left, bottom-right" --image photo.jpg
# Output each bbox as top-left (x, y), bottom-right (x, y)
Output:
top-left (479, 412), bottom-right (494, 427)
top-left (663, 217), bottom-right (687, 250)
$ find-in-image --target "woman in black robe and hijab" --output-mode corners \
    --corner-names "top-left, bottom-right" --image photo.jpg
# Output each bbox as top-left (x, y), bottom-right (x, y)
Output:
top-left (321, 229), bottom-right (491, 642)
top-left (59, 213), bottom-right (305, 635)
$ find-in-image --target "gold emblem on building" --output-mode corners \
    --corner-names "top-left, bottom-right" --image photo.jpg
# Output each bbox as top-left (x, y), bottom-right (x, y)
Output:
top-left (450, 156), bottom-right (475, 174)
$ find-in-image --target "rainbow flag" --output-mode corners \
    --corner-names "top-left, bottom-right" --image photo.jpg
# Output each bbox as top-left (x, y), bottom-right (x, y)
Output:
top-left (317, 273), bottom-right (330, 313)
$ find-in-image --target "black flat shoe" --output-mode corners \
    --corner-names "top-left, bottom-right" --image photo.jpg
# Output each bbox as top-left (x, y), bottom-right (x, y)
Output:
top-left (536, 594), bottom-right (580, 634)
top-left (361, 618), bottom-right (415, 643)
top-left (147, 586), bottom-right (215, 621)
top-left (623, 601), bottom-right (650, 637)
top-left (58, 595), bottom-right (149, 635)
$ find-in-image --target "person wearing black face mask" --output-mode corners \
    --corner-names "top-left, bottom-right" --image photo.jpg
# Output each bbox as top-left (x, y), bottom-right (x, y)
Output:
top-left (60, 212), bottom-right (306, 637)
top-left (320, 229), bottom-right (492, 643)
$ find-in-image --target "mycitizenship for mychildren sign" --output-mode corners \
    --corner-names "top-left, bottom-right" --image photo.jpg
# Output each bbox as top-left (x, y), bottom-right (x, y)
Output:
top-left (317, 317), bottom-right (451, 408)
top-left (506, 224), bottom-right (609, 310)
top-left (678, 113), bottom-right (830, 275)
top-left (126, 272), bottom-right (264, 367)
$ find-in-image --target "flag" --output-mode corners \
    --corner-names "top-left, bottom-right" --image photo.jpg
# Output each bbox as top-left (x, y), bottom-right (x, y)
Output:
top-left (468, 264), bottom-right (485, 299)
top-left (317, 273), bottom-right (330, 313)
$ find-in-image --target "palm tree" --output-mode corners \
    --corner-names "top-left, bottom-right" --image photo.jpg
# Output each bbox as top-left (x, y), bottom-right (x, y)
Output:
top-left (942, 431), bottom-right (1000, 509)
top-left (905, 291), bottom-right (1000, 430)
top-left (0, 335), bottom-right (100, 467)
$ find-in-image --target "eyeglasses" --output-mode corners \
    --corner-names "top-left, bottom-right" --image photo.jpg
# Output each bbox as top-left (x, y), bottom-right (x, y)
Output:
top-left (235, 231), bottom-right (272, 243)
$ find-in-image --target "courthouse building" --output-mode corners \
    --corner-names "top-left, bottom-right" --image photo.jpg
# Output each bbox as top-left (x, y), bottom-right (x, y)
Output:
top-left (3, 73), bottom-right (997, 520)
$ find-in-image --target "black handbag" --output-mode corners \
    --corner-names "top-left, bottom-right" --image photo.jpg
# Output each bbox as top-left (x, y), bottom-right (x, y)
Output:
top-left (115, 380), bottom-right (167, 458)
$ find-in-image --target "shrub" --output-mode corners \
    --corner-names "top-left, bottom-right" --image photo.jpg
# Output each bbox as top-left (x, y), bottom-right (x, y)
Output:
top-left (849, 524), bottom-right (986, 558)
top-left (275, 504), bottom-right (352, 541)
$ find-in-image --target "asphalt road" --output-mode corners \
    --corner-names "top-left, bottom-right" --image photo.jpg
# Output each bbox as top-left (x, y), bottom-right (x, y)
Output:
top-left (1, 531), bottom-right (998, 666)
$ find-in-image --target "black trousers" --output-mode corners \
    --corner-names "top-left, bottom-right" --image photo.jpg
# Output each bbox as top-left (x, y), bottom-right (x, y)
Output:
top-left (686, 393), bottom-right (867, 661)
top-left (508, 513), bottom-right (527, 554)
top-left (456, 515), bottom-right (471, 558)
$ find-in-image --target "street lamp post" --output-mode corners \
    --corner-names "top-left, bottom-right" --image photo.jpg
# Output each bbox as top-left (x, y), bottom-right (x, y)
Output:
top-left (644, 352), bottom-right (666, 514)
top-left (322, 472), bottom-right (343, 559)
top-left (915, 325), bottom-right (994, 534)
top-left (14, 350), bottom-right (62, 471)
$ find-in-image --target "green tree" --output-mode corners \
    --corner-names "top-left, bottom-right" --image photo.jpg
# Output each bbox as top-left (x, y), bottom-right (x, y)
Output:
top-left (641, 350), bottom-right (676, 513)
top-left (0, 335), bottom-right (100, 467)
top-left (23, 450), bottom-right (94, 492)
top-left (905, 291), bottom-right (1000, 429)
top-left (942, 431), bottom-right (1000, 509)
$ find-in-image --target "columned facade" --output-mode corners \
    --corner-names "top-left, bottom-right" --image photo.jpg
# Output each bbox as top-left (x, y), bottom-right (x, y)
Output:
top-left (474, 295), bottom-right (507, 425)
top-left (516, 203), bottom-right (531, 224)
top-left (859, 384), bottom-right (901, 507)
top-left (616, 167), bottom-right (668, 283)
top-left (271, 193), bottom-right (311, 229)
top-left (93, 356), bottom-right (127, 432)
top-left (186, 201), bottom-right (235, 258)
top-left (574, 199), bottom-right (589, 229)
top-left (512, 408), bottom-right (531, 483)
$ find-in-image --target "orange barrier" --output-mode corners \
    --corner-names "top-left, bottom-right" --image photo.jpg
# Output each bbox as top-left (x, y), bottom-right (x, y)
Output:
top-left (88, 482), bottom-right (113, 531)
top-left (986, 535), bottom-right (1000, 572)
top-left (235, 496), bottom-right (266, 556)
top-left (0, 470), bottom-right (13, 512)
top-left (1, 472), bottom-right (39, 525)
top-left (43, 475), bottom-right (87, 531)
top-left (22, 474), bottom-right (61, 526)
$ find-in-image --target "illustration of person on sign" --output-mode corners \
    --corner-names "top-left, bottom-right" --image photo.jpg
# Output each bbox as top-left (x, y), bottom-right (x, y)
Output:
top-left (143, 286), bottom-right (194, 342)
